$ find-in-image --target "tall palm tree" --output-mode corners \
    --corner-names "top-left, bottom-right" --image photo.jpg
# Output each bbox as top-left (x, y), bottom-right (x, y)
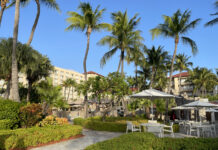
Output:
top-left (205, 1), bottom-right (218, 27)
top-left (150, 9), bottom-right (201, 94)
top-left (174, 53), bottom-right (193, 95)
top-left (10, 0), bottom-right (60, 45)
top-left (145, 46), bottom-right (169, 89)
top-left (66, 2), bottom-right (110, 118)
top-left (66, 2), bottom-right (110, 81)
top-left (10, 0), bottom-right (21, 102)
top-left (99, 11), bottom-right (143, 76)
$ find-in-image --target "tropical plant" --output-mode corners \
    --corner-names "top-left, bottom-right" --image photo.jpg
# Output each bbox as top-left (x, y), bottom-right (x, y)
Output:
top-left (99, 11), bottom-right (143, 75)
top-left (66, 2), bottom-right (110, 118)
top-left (205, 1), bottom-right (218, 27)
top-left (187, 67), bottom-right (218, 96)
top-left (24, 50), bottom-right (54, 102)
top-left (36, 77), bottom-right (68, 114)
top-left (10, 0), bottom-right (21, 102)
top-left (136, 62), bottom-right (150, 90)
top-left (150, 9), bottom-right (201, 94)
top-left (174, 53), bottom-right (193, 94)
top-left (145, 46), bottom-right (169, 88)
top-left (0, 0), bottom-right (10, 25)
top-left (61, 78), bottom-right (76, 101)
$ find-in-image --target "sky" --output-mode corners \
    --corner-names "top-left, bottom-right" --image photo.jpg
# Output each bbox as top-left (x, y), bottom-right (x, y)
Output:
top-left (1, 0), bottom-right (218, 76)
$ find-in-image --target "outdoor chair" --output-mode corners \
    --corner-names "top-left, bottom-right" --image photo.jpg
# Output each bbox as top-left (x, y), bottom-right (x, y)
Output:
top-left (126, 121), bottom-right (141, 133)
top-left (163, 122), bottom-right (174, 137)
top-left (211, 124), bottom-right (216, 137)
top-left (186, 123), bottom-right (197, 136)
top-left (202, 126), bottom-right (213, 137)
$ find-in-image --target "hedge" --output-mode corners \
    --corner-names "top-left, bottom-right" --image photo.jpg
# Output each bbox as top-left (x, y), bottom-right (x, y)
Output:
top-left (85, 132), bottom-right (218, 150)
top-left (0, 120), bottom-right (14, 130)
top-left (0, 125), bottom-right (82, 150)
top-left (0, 99), bottom-right (23, 129)
top-left (74, 117), bottom-right (179, 133)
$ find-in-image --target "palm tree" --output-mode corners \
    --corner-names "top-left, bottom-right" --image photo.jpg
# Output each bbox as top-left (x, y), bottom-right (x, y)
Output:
top-left (205, 1), bottom-right (218, 27)
top-left (99, 11), bottom-right (143, 76)
top-left (24, 50), bottom-right (53, 102)
top-left (66, 2), bottom-right (110, 118)
top-left (145, 46), bottom-right (169, 89)
top-left (137, 61), bottom-right (150, 90)
top-left (66, 78), bottom-right (76, 101)
top-left (188, 67), bottom-right (218, 96)
top-left (10, 0), bottom-right (21, 102)
top-left (66, 2), bottom-right (110, 81)
top-left (174, 53), bottom-right (193, 95)
top-left (61, 79), bottom-right (70, 100)
top-left (150, 9), bottom-right (201, 94)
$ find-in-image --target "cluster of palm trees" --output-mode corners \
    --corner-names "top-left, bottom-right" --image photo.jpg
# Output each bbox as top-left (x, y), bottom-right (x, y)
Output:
top-left (61, 78), bottom-right (76, 101)
top-left (1, 0), bottom-right (217, 103)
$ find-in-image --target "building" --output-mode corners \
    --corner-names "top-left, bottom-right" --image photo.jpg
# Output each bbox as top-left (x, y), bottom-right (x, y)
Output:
top-left (169, 72), bottom-right (194, 97)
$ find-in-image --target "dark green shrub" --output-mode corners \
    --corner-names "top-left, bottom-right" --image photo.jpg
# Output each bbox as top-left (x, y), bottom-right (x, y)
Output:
top-left (19, 103), bottom-right (43, 127)
top-left (0, 120), bottom-right (14, 130)
top-left (173, 124), bottom-right (179, 133)
top-left (0, 125), bottom-right (82, 150)
top-left (74, 118), bottom-right (87, 126)
top-left (0, 99), bottom-right (22, 129)
top-left (85, 132), bottom-right (218, 150)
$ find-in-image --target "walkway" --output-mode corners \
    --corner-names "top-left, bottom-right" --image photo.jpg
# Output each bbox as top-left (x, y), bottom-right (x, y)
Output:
top-left (32, 129), bottom-right (123, 150)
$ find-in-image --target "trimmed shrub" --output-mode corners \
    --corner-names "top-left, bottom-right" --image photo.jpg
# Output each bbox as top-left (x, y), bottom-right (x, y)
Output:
top-left (0, 125), bottom-right (82, 150)
top-left (0, 99), bottom-right (22, 129)
top-left (73, 118), bottom-right (87, 126)
top-left (19, 103), bottom-right (43, 128)
top-left (0, 120), bottom-right (14, 130)
top-left (38, 115), bottom-right (69, 127)
top-left (85, 132), bottom-right (218, 150)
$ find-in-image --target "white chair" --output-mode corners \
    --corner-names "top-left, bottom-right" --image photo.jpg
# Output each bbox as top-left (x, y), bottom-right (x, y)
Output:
top-left (126, 121), bottom-right (141, 133)
top-left (163, 122), bottom-right (174, 137)
top-left (186, 123), bottom-right (197, 136)
top-left (202, 126), bottom-right (213, 137)
top-left (211, 124), bottom-right (216, 137)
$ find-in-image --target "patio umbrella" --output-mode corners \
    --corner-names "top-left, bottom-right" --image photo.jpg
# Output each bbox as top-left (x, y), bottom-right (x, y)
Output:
top-left (206, 108), bottom-right (218, 123)
top-left (183, 101), bottom-right (218, 122)
top-left (130, 88), bottom-right (175, 120)
top-left (172, 106), bottom-right (195, 120)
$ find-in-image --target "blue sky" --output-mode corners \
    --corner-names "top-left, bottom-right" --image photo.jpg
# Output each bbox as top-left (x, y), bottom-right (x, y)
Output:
top-left (1, 0), bottom-right (218, 76)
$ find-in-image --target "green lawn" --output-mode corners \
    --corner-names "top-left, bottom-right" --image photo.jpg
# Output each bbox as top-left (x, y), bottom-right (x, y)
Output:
top-left (85, 132), bottom-right (218, 150)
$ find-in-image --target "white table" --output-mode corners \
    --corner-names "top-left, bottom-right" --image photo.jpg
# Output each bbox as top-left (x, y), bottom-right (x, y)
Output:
top-left (140, 123), bottom-right (164, 137)
top-left (192, 124), bottom-right (213, 137)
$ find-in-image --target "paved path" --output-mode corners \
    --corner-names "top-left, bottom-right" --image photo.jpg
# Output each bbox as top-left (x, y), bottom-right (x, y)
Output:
top-left (32, 129), bottom-right (123, 150)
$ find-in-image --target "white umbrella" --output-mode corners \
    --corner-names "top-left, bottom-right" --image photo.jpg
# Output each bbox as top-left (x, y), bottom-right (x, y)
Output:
top-left (130, 89), bottom-right (175, 120)
top-left (172, 106), bottom-right (195, 110)
top-left (183, 101), bottom-right (218, 122)
top-left (206, 108), bottom-right (218, 123)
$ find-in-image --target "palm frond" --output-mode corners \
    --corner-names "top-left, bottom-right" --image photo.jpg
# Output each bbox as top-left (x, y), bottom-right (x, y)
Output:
top-left (181, 36), bottom-right (198, 56)
top-left (181, 18), bottom-right (201, 34)
top-left (205, 17), bottom-right (218, 26)
top-left (100, 47), bottom-right (118, 67)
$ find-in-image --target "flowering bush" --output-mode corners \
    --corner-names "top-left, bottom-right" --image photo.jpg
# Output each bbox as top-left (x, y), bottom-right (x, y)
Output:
top-left (19, 103), bottom-right (43, 128)
top-left (38, 115), bottom-right (69, 127)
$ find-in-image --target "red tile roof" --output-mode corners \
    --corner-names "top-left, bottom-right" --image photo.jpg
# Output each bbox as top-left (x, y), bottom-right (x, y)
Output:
top-left (86, 71), bottom-right (104, 77)
top-left (172, 72), bottom-right (189, 78)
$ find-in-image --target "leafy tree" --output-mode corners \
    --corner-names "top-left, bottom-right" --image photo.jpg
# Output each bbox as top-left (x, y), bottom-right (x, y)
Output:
top-left (150, 10), bottom-right (201, 94)
top-left (174, 53), bottom-right (193, 94)
top-left (66, 2), bottom-right (110, 118)
top-left (205, 1), bottom-right (218, 27)
top-left (99, 11), bottom-right (143, 75)
top-left (61, 78), bottom-right (77, 101)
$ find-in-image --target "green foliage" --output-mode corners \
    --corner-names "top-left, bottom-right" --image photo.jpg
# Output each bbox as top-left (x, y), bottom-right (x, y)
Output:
top-left (85, 132), bottom-right (218, 150)
top-left (0, 125), bottom-right (82, 150)
top-left (0, 99), bottom-right (22, 129)
top-left (19, 103), bottom-right (43, 128)
top-left (38, 115), bottom-right (69, 127)
top-left (74, 117), bottom-right (148, 132)
top-left (206, 94), bottom-right (218, 101)
top-left (0, 120), bottom-right (14, 130)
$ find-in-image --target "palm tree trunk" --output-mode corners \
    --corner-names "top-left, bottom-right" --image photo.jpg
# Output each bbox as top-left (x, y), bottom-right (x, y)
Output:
top-left (26, 80), bottom-right (32, 102)
top-left (121, 49), bottom-right (124, 76)
top-left (149, 66), bottom-right (155, 89)
top-left (67, 87), bottom-right (71, 101)
top-left (168, 36), bottom-right (179, 94)
top-left (117, 56), bottom-right (122, 73)
top-left (84, 27), bottom-right (92, 118)
top-left (135, 64), bottom-right (138, 89)
top-left (64, 87), bottom-right (66, 100)
top-left (178, 70), bottom-right (182, 95)
top-left (9, 0), bottom-right (21, 102)
top-left (27, 0), bottom-right (40, 45)
top-left (0, 6), bottom-right (6, 26)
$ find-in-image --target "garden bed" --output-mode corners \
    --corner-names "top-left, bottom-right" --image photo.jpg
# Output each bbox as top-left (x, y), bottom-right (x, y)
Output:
top-left (0, 125), bottom-right (82, 150)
